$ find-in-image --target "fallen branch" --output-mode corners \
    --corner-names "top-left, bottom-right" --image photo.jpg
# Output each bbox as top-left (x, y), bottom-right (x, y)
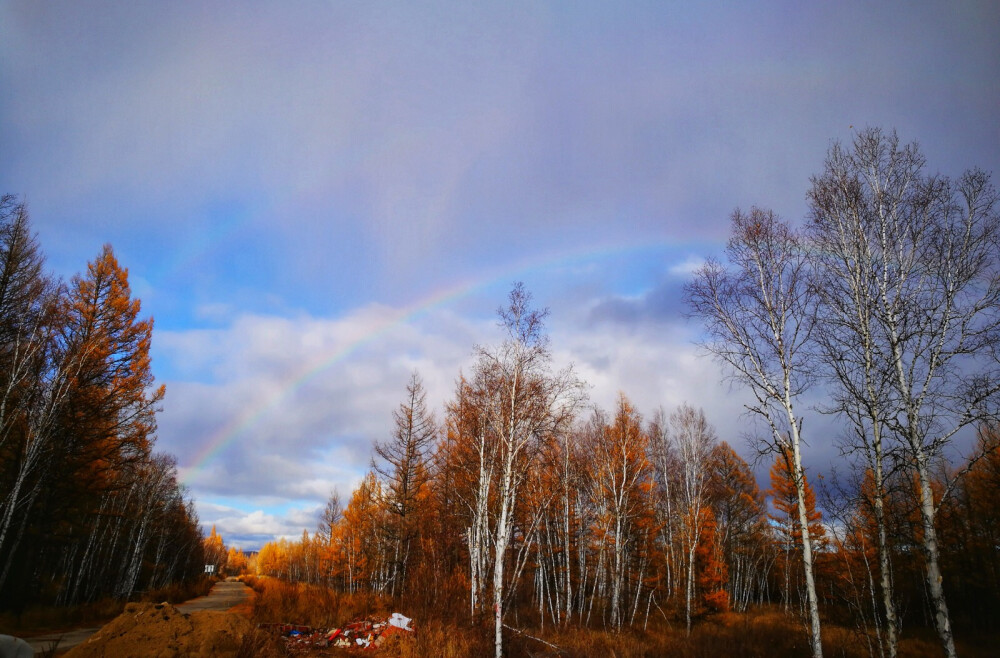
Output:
top-left (503, 623), bottom-right (565, 654)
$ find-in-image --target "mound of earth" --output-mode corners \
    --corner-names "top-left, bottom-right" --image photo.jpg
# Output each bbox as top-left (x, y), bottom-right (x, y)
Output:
top-left (64, 601), bottom-right (257, 658)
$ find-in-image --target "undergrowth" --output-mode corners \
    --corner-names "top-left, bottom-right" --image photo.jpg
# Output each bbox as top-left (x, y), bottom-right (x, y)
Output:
top-left (237, 577), bottom-right (1000, 657)
top-left (140, 574), bottom-right (216, 604)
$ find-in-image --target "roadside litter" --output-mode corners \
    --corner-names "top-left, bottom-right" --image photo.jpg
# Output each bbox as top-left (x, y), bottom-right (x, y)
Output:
top-left (260, 613), bottom-right (414, 652)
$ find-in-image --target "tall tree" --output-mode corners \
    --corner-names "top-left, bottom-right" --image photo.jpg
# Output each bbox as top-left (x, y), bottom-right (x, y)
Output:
top-left (706, 441), bottom-right (770, 612)
top-left (442, 373), bottom-right (496, 618)
top-left (0, 214), bottom-right (200, 607)
top-left (372, 371), bottom-right (436, 596)
top-left (59, 244), bottom-right (165, 484)
top-left (648, 408), bottom-right (680, 608)
top-left (686, 208), bottom-right (824, 657)
top-left (39, 244), bottom-right (167, 604)
top-left (472, 283), bottom-right (584, 658)
top-left (670, 404), bottom-right (717, 633)
top-left (0, 196), bottom-right (57, 591)
top-left (808, 128), bottom-right (1000, 658)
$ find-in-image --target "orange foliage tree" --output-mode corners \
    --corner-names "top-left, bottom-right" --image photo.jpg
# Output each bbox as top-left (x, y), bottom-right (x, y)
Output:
top-left (769, 447), bottom-right (825, 610)
top-left (706, 441), bottom-right (769, 611)
top-left (203, 525), bottom-right (227, 575)
top-left (227, 546), bottom-right (249, 575)
top-left (0, 204), bottom-right (202, 608)
top-left (584, 394), bottom-right (655, 630)
top-left (694, 506), bottom-right (728, 614)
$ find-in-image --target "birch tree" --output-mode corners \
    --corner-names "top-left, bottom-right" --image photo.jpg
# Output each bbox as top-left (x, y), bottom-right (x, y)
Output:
top-left (0, 196), bottom-right (58, 590)
top-left (585, 395), bottom-right (652, 630)
top-left (808, 127), bottom-right (1000, 658)
top-left (807, 131), bottom-right (904, 656)
top-left (647, 408), bottom-right (679, 606)
top-left (685, 208), bottom-right (824, 658)
top-left (443, 373), bottom-right (496, 617)
top-left (472, 283), bottom-right (584, 658)
top-left (670, 403), bottom-right (717, 633)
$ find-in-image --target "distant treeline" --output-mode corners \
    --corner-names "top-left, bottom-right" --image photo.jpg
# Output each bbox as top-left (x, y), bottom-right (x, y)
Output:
top-left (0, 195), bottom-right (204, 609)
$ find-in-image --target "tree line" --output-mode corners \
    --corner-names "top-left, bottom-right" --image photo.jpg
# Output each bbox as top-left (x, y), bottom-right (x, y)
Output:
top-left (0, 196), bottom-right (204, 609)
top-left (253, 129), bottom-right (999, 658)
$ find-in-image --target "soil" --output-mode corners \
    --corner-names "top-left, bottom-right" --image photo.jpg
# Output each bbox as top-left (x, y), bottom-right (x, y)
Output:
top-left (63, 601), bottom-right (262, 658)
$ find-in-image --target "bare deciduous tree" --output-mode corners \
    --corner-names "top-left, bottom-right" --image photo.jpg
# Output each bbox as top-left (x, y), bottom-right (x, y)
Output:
top-left (471, 283), bottom-right (585, 658)
top-left (670, 403), bottom-right (717, 634)
top-left (685, 208), bottom-right (824, 658)
top-left (808, 127), bottom-right (1000, 658)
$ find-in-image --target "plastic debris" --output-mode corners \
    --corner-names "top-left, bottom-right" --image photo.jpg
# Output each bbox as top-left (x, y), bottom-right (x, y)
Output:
top-left (259, 612), bottom-right (414, 652)
top-left (388, 612), bottom-right (413, 631)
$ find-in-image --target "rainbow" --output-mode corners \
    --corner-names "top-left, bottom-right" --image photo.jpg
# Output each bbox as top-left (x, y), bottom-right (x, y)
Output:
top-left (177, 238), bottom-right (712, 483)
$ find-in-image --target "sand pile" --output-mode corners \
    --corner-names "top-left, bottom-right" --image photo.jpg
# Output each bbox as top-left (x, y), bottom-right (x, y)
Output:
top-left (64, 601), bottom-right (256, 658)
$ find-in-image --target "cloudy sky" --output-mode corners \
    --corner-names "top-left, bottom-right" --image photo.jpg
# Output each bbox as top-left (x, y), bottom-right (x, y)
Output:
top-left (2, 1), bottom-right (998, 549)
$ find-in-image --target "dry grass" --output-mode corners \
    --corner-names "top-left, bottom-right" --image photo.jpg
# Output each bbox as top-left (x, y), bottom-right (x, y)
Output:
top-left (140, 574), bottom-right (216, 605)
top-left (235, 625), bottom-right (288, 658)
top-left (243, 575), bottom-right (393, 628)
top-left (532, 608), bottom-right (823, 658)
top-left (241, 576), bottom-right (490, 656)
top-left (236, 581), bottom-right (999, 658)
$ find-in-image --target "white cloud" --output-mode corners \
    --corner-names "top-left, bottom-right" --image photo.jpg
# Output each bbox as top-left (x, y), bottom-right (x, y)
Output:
top-left (155, 302), bottom-right (484, 523)
top-left (667, 255), bottom-right (706, 277)
top-left (159, 276), bottom-right (986, 550)
top-left (197, 501), bottom-right (326, 550)
top-left (156, 275), bottom-right (862, 548)
top-left (157, 289), bottom-right (769, 548)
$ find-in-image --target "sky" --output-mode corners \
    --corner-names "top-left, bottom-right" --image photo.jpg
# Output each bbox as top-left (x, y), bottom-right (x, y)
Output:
top-left (2, 1), bottom-right (998, 549)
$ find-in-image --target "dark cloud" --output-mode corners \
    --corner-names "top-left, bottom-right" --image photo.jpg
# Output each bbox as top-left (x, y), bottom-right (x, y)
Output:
top-left (4, 2), bottom-right (997, 309)
top-left (586, 276), bottom-right (690, 327)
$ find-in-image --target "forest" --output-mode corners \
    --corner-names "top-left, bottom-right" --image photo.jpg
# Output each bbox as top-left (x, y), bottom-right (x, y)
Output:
top-left (0, 194), bottom-right (205, 612)
top-left (240, 129), bottom-right (1000, 658)
top-left (2, 128), bottom-right (998, 658)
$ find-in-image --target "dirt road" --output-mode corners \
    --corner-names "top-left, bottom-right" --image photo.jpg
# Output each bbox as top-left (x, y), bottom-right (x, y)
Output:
top-left (175, 579), bottom-right (251, 614)
top-left (22, 579), bottom-right (252, 655)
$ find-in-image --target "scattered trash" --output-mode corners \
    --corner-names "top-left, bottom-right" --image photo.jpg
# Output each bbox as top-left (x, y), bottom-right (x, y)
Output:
top-left (388, 613), bottom-right (413, 631)
top-left (260, 612), bottom-right (415, 652)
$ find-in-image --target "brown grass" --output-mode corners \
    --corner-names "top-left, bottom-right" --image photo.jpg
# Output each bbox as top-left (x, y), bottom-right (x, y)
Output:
top-left (241, 576), bottom-right (491, 656)
top-left (530, 608), bottom-right (823, 658)
top-left (243, 575), bottom-right (393, 628)
top-left (140, 574), bottom-right (216, 605)
top-left (235, 581), bottom-right (1000, 658)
